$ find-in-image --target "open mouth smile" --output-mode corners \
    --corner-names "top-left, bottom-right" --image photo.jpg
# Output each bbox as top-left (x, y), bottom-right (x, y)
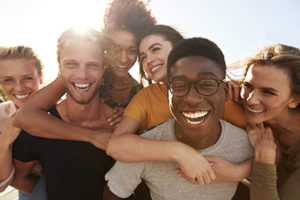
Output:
top-left (182, 111), bottom-right (208, 125)
top-left (14, 94), bottom-right (30, 99)
top-left (246, 105), bottom-right (265, 113)
top-left (150, 64), bottom-right (163, 74)
top-left (73, 83), bottom-right (91, 91)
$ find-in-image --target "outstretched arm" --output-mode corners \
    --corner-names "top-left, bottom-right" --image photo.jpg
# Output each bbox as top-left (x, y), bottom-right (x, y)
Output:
top-left (13, 77), bottom-right (111, 150)
top-left (107, 116), bottom-right (215, 184)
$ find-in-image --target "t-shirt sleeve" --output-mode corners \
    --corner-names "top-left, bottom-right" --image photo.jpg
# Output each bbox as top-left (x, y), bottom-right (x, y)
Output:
top-left (124, 89), bottom-right (148, 129)
top-left (105, 161), bottom-right (145, 198)
top-left (13, 131), bottom-right (39, 162)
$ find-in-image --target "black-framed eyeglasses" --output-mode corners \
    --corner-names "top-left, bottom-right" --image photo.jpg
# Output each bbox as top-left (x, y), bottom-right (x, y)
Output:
top-left (167, 78), bottom-right (224, 97)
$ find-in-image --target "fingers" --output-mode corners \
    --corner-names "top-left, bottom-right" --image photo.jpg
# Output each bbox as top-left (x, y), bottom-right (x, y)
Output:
top-left (108, 106), bottom-right (124, 127)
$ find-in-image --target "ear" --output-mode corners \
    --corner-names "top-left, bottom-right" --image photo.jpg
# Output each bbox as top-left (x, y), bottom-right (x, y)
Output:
top-left (288, 95), bottom-right (300, 109)
top-left (39, 72), bottom-right (43, 85)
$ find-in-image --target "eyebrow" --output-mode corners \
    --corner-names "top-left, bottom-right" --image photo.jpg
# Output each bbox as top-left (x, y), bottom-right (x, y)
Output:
top-left (147, 43), bottom-right (162, 51)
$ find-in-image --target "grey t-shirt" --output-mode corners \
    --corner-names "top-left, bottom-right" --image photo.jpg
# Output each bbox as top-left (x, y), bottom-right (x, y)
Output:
top-left (105, 119), bottom-right (253, 200)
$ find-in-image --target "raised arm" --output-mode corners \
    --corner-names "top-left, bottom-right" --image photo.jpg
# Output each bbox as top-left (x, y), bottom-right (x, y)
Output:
top-left (13, 77), bottom-right (111, 150)
top-left (0, 116), bottom-right (21, 192)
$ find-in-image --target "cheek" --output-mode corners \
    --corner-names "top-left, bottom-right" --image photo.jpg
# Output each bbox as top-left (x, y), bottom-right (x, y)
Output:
top-left (1, 85), bottom-right (12, 95)
top-left (25, 80), bottom-right (40, 91)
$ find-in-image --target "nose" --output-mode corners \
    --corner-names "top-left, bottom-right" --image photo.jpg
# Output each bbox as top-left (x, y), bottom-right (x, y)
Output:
top-left (14, 81), bottom-right (25, 92)
top-left (77, 65), bottom-right (88, 80)
top-left (246, 90), bottom-right (260, 105)
top-left (184, 87), bottom-right (203, 107)
top-left (146, 53), bottom-right (154, 66)
top-left (119, 50), bottom-right (128, 65)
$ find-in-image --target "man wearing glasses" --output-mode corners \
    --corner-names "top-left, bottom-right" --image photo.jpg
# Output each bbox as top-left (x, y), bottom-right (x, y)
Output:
top-left (104, 37), bottom-right (253, 200)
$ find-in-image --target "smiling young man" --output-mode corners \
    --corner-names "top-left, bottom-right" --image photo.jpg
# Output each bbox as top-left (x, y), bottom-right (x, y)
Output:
top-left (11, 29), bottom-right (115, 200)
top-left (104, 38), bottom-right (253, 200)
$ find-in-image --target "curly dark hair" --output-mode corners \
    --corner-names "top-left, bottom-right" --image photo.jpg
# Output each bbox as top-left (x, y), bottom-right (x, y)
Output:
top-left (103, 0), bottom-right (156, 40)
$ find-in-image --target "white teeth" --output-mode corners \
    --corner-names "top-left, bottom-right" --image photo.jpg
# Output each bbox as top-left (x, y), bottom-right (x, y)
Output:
top-left (116, 64), bottom-right (127, 69)
top-left (186, 118), bottom-right (204, 125)
top-left (74, 83), bottom-right (89, 89)
top-left (150, 65), bottom-right (162, 73)
top-left (246, 106), bottom-right (264, 113)
top-left (182, 111), bottom-right (208, 118)
top-left (15, 94), bottom-right (29, 99)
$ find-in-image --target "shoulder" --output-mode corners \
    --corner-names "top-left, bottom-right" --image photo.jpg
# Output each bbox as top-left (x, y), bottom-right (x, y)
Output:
top-left (140, 119), bottom-right (174, 140)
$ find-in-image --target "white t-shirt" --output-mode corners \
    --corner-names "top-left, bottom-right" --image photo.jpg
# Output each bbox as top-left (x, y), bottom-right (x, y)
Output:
top-left (106, 119), bottom-right (253, 200)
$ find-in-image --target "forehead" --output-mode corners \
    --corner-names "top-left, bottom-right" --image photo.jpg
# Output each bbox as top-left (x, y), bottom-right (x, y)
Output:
top-left (140, 34), bottom-right (169, 50)
top-left (110, 30), bottom-right (136, 47)
top-left (169, 56), bottom-right (224, 80)
top-left (0, 58), bottom-right (38, 76)
top-left (60, 39), bottom-right (102, 61)
top-left (245, 64), bottom-right (291, 90)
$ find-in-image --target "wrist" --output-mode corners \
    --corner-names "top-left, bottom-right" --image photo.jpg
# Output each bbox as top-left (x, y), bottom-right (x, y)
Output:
top-left (0, 135), bottom-right (13, 149)
top-left (254, 147), bottom-right (276, 164)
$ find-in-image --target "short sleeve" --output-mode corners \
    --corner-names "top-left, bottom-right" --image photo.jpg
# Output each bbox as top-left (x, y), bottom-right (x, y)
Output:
top-left (124, 89), bottom-right (148, 130)
top-left (13, 131), bottom-right (39, 162)
top-left (105, 161), bottom-right (145, 198)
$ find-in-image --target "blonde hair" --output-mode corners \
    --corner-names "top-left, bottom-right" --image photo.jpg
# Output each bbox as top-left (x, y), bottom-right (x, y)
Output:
top-left (0, 45), bottom-right (43, 75)
top-left (56, 28), bottom-right (103, 62)
top-left (242, 43), bottom-right (300, 97)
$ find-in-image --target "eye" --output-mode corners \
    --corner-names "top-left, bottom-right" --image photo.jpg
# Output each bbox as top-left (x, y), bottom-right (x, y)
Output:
top-left (152, 47), bottom-right (160, 52)
top-left (24, 76), bottom-right (34, 80)
top-left (64, 62), bottom-right (76, 67)
top-left (88, 63), bottom-right (100, 68)
top-left (2, 78), bottom-right (14, 83)
top-left (263, 89), bottom-right (276, 96)
top-left (171, 81), bottom-right (187, 92)
top-left (128, 48), bottom-right (137, 55)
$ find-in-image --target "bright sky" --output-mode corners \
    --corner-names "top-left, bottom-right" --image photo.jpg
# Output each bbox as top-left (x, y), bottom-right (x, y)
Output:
top-left (1, 0), bottom-right (300, 83)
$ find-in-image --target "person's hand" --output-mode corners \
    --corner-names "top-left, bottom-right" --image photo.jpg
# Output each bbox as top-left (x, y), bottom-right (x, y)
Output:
top-left (246, 123), bottom-right (277, 164)
top-left (227, 80), bottom-right (241, 103)
top-left (206, 156), bottom-right (251, 183)
top-left (174, 143), bottom-right (215, 185)
top-left (0, 115), bottom-right (21, 146)
top-left (108, 106), bottom-right (124, 129)
top-left (87, 129), bottom-right (112, 150)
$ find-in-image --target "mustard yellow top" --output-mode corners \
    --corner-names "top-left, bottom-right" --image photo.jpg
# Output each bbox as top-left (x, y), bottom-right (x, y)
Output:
top-left (124, 83), bottom-right (247, 132)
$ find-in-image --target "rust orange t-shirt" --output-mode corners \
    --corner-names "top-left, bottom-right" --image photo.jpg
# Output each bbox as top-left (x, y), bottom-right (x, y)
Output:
top-left (124, 83), bottom-right (246, 132)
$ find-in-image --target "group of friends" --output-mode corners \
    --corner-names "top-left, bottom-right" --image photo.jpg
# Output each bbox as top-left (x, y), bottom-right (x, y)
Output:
top-left (0, 0), bottom-right (299, 200)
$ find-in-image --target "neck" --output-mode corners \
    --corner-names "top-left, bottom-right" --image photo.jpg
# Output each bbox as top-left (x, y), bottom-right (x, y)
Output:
top-left (265, 109), bottom-right (300, 149)
top-left (57, 94), bottom-right (109, 125)
top-left (174, 121), bottom-right (221, 150)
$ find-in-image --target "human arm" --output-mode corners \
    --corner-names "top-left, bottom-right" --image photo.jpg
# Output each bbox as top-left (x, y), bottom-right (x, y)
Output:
top-left (0, 116), bottom-right (21, 192)
top-left (247, 123), bottom-right (279, 200)
top-left (11, 159), bottom-right (39, 194)
top-left (107, 116), bottom-right (215, 184)
top-left (13, 77), bottom-right (111, 150)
